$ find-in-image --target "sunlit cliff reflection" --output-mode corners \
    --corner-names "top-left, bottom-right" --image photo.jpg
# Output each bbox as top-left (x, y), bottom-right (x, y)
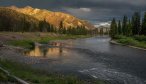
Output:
top-left (24, 42), bottom-right (69, 58)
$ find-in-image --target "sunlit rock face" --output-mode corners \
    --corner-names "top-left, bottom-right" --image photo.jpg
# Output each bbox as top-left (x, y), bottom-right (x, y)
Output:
top-left (9, 6), bottom-right (95, 29)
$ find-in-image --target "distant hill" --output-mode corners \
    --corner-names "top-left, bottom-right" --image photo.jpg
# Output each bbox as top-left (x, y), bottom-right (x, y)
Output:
top-left (8, 6), bottom-right (95, 30)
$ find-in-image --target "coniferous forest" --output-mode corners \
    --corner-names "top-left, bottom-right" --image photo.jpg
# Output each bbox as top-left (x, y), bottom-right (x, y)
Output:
top-left (110, 12), bottom-right (146, 38)
top-left (110, 12), bottom-right (146, 49)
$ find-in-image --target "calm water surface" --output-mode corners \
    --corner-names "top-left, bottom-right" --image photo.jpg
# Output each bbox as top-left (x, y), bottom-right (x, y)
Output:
top-left (24, 36), bottom-right (146, 84)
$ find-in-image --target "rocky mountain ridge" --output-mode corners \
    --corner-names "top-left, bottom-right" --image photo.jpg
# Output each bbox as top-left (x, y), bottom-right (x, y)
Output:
top-left (8, 6), bottom-right (95, 29)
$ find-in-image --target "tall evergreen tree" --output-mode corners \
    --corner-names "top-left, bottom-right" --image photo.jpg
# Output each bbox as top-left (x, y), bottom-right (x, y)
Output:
top-left (110, 18), bottom-right (117, 38)
top-left (122, 15), bottom-right (128, 35)
top-left (141, 12), bottom-right (146, 35)
top-left (127, 19), bottom-right (132, 36)
top-left (50, 24), bottom-right (54, 32)
top-left (118, 20), bottom-right (122, 35)
top-left (39, 19), bottom-right (49, 32)
top-left (132, 12), bottom-right (141, 35)
top-left (21, 16), bottom-right (27, 32)
top-left (59, 21), bottom-right (64, 34)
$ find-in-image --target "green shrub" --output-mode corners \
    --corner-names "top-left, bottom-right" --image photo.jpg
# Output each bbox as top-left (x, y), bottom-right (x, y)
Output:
top-left (115, 35), bottom-right (146, 49)
top-left (117, 37), bottom-right (137, 45)
top-left (133, 35), bottom-right (146, 42)
top-left (114, 35), bottom-right (127, 39)
top-left (7, 40), bottom-right (34, 48)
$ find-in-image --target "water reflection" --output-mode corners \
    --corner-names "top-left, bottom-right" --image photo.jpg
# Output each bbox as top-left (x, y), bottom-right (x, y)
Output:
top-left (25, 46), bottom-right (44, 57)
top-left (24, 42), bottom-right (67, 58)
top-left (48, 42), bottom-right (63, 47)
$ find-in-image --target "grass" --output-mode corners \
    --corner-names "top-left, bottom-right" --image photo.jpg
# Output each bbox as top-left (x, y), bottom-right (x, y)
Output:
top-left (4, 33), bottom-right (91, 48)
top-left (0, 67), bottom-right (18, 83)
top-left (0, 59), bottom-right (106, 84)
top-left (0, 69), bottom-right (13, 82)
top-left (7, 40), bottom-right (34, 48)
top-left (114, 35), bottom-right (146, 49)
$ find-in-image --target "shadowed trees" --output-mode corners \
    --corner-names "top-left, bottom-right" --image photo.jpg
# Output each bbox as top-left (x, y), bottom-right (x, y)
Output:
top-left (141, 12), bottom-right (146, 35)
top-left (110, 12), bottom-right (146, 38)
top-left (110, 18), bottom-right (117, 38)
top-left (132, 12), bottom-right (141, 35)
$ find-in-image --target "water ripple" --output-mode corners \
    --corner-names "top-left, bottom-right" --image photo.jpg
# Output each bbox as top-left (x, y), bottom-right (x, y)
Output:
top-left (79, 68), bottom-right (145, 84)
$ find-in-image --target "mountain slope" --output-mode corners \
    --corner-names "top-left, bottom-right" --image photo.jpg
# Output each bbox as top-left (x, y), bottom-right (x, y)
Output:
top-left (0, 7), bottom-right (40, 31)
top-left (9, 6), bottom-right (95, 29)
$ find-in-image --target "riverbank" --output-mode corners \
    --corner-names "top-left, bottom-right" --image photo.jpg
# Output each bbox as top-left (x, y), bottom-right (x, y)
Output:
top-left (110, 35), bottom-right (146, 50)
top-left (0, 32), bottom-right (91, 48)
top-left (0, 58), bottom-right (105, 84)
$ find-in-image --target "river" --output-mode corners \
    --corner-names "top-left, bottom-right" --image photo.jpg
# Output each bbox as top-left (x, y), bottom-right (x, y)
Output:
top-left (24, 36), bottom-right (146, 84)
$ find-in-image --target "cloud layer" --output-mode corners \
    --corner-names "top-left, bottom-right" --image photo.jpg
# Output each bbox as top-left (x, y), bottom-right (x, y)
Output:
top-left (0, 0), bottom-right (146, 22)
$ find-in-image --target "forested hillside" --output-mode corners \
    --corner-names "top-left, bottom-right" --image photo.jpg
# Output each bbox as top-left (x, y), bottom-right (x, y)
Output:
top-left (0, 7), bottom-right (94, 35)
top-left (0, 7), bottom-right (40, 32)
top-left (9, 6), bottom-right (95, 30)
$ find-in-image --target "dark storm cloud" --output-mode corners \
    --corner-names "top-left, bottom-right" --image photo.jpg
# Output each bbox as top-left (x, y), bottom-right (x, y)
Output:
top-left (0, 0), bottom-right (146, 22)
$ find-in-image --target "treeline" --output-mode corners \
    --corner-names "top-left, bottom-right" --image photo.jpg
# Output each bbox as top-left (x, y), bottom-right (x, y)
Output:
top-left (0, 8), bottom-right (91, 35)
top-left (0, 17), bottom-right (90, 35)
top-left (110, 12), bottom-right (146, 38)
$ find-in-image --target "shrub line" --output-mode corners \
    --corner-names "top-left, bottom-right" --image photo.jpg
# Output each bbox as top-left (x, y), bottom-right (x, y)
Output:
top-left (110, 40), bottom-right (146, 51)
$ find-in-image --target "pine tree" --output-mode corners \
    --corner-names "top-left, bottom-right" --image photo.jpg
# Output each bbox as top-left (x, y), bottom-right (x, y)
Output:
top-left (59, 21), bottom-right (64, 34)
top-left (132, 12), bottom-right (141, 35)
top-left (127, 20), bottom-right (132, 36)
top-left (49, 24), bottom-right (54, 32)
top-left (21, 16), bottom-right (27, 33)
top-left (39, 21), bottom-right (43, 32)
top-left (22, 16), bottom-right (28, 32)
top-left (39, 19), bottom-right (48, 32)
top-left (46, 23), bottom-right (50, 32)
top-left (118, 20), bottom-right (122, 35)
top-left (141, 12), bottom-right (146, 35)
top-left (110, 18), bottom-right (117, 38)
top-left (122, 15), bottom-right (128, 35)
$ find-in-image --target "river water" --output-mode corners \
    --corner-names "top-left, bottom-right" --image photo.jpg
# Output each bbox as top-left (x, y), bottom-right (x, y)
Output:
top-left (24, 36), bottom-right (146, 84)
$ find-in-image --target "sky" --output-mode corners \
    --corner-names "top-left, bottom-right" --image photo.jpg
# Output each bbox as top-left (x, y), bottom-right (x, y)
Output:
top-left (0, 0), bottom-right (146, 23)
